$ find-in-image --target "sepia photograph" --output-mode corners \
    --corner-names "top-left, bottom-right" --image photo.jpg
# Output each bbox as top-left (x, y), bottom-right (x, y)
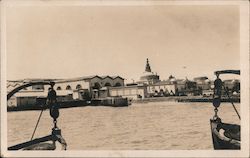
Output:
top-left (1, 0), bottom-right (249, 157)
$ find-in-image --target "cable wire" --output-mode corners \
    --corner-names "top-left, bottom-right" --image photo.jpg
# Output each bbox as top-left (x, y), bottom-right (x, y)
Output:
top-left (30, 109), bottom-right (44, 140)
top-left (223, 85), bottom-right (241, 120)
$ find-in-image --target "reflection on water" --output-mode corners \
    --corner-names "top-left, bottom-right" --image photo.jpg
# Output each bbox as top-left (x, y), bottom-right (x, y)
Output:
top-left (8, 102), bottom-right (240, 150)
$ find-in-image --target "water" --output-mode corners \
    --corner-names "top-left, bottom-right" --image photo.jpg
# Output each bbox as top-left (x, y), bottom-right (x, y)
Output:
top-left (7, 101), bottom-right (240, 150)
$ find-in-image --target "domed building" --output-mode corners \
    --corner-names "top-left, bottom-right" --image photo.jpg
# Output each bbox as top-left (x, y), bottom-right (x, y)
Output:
top-left (138, 58), bottom-right (160, 85)
top-left (193, 76), bottom-right (211, 90)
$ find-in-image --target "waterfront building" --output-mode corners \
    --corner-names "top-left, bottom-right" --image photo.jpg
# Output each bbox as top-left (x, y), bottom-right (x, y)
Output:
top-left (54, 75), bottom-right (124, 99)
top-left (146, 75), bottom-right (176, 96)
top-left (7, 90), bottom-right (73, 108)
top-left (193, 76), bottom-right (211, 90)
top-left (7, 58), bottom-right (241, 107)
top-left (137, 58), bottom-right (160, 85)
top-left (223, 79), bottom-right (240, 94)
top-left (7, 79), bottom-right (56, 92)
top-left (147, 76), bottom-right (198, 96)
top-left (110, 58), bottom-right (160, 99)
top-left (7, 75), bottom-right (124, 107)
top-left (109, 84), bottom-right (148, 100)
top-left (147, 80), bottom-right (176, 97)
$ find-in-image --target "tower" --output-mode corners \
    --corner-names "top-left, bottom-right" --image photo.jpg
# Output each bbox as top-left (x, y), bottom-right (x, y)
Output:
top-left (139, 58), bottom-right (160, 85)
top-left (145, 58), bottom-right (151, 72)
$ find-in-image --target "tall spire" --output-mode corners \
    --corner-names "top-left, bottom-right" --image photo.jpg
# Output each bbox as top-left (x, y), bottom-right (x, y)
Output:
top-left (145, 58), bottom-right (151, 72)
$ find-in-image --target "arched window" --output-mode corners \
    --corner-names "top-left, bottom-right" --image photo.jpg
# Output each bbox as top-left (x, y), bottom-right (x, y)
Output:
top-left (114, 82), bottom-right (122, 87)
top-left (92, 82), bottom-right (101, 90)
top-left (57, 86), bottom-right (62, 90)
top-left (104, 82), bottom-right (111, 87)
top-left (66, 85), bottom-right (72, 90)
top-left (76, 84), bottom-right (82, 90)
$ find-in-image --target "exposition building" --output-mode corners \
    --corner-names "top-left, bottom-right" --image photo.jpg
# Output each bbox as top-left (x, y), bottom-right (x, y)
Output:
top-left (7, 75), bottom-right (124, 107)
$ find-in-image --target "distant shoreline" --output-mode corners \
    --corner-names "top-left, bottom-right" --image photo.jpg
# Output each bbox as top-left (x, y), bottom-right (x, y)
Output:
top-left (132, 96), bottom-right (240, 104)
top-left (7, 96), bottom-right (240, 112)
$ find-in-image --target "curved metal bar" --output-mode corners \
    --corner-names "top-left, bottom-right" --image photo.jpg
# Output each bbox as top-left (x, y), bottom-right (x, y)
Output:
top-left (7, 81), bottom-right (55, 100)
top-left (7, 81), bottom-right (67, 150)
top-left (8, 135), bottom-right (53, 150)
top-left (214, 70), bottom-right (240, 76)
top-left (8, 128), bottom-right (67, 150)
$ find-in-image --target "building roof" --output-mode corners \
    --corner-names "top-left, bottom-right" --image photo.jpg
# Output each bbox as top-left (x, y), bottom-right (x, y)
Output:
top-left (111, 76), bottom-right (124, 80)
top-left (100, 75), bottom-right (124, 80)
top-left (48, 75), bottom-right (124, 83)
top-left (7, 75), bottom-right (125, 88)
top-left (193, 76), bottom-right (208, 81)
top-left (153, 80), bottom-right (172, 85)
top-left (57, 75), bottom-right (98, 83)
top-left (109, 84), bottom-right (146, 90)
top-left (152, 78), bottom-right (196, 86)
top-left (171, 79), bottom-right (185, 84)
top-left (223, 79), bottom-right (240, 83)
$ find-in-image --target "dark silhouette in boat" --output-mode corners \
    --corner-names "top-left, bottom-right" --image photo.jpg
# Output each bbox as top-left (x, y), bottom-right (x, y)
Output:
top-left (7, 81), bottom-right (67, 150)
top-left (210, 70), bottom-right (240, 150)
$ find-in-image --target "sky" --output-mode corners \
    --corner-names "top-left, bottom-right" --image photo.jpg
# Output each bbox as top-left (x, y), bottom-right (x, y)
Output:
top-left (6, 4), bottom-right (240, 82)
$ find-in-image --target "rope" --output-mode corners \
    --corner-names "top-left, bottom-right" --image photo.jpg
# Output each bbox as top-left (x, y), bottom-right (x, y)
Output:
top-left (223, 85), bottom-right (241, 120)
top-left (30, 109), bottom-right (44, 140)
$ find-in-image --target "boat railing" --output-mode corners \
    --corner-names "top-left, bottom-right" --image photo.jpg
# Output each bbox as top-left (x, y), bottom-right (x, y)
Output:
top-left (7, 81), bottom-right (67, 150)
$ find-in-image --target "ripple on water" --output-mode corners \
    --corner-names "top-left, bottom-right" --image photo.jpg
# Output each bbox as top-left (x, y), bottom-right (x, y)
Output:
top-left (7, 102), bottom-right (240, 150)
